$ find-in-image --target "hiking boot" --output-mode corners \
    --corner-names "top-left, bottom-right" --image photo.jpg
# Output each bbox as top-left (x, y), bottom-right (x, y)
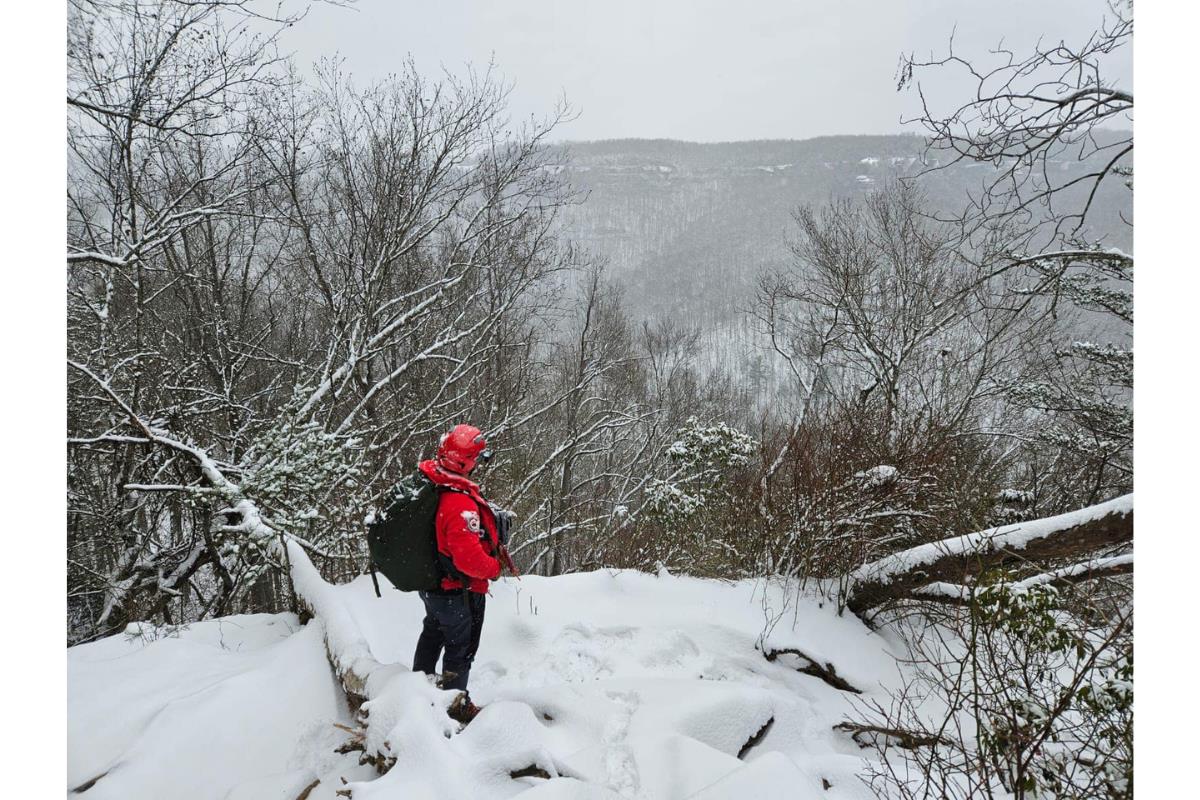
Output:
top-left (447, 693), bottom-right (483, 725)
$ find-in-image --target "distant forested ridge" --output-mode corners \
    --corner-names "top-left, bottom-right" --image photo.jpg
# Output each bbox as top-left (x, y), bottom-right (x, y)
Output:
top-left (555, 134), bottom-right (1133, 326)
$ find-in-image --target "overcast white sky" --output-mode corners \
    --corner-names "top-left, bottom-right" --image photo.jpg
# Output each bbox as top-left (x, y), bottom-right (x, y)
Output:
top-left (279, 0), bottom-right (1131, 143)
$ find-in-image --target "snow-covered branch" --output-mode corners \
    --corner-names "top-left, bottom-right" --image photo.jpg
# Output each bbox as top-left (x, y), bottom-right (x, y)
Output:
top-left (911, 553), bottom-right (1133, 605)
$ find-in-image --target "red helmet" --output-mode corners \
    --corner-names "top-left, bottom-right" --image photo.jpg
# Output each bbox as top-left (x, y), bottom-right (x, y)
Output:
top-left (437, 424), bottom-right (489, 474)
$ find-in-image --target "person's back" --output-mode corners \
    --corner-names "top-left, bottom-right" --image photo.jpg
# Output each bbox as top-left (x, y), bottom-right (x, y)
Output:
top-left (411, 424), bottom-right (512, 724)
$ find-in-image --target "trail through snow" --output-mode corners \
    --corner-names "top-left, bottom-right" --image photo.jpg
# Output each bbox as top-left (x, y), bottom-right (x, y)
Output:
top-left (69, 570), bottom-right (908, 799)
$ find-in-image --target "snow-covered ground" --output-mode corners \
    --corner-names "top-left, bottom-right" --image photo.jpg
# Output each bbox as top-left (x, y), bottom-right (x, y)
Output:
top-left (69, 570), bottom-right (910, 799)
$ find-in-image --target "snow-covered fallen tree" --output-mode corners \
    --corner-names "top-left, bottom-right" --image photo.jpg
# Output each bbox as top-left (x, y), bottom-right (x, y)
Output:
top-left (844, 494), bottom-right (1133, 615)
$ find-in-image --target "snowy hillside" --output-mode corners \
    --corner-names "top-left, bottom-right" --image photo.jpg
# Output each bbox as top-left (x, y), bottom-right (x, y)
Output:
top-left (555, 135), bottom-right (1134, 326)
top-left (69, 571), bottom-right (909, 799)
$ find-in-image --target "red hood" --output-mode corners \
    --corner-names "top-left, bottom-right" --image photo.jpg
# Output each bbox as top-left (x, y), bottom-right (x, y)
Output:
top-left (419, 459), bottom-right (482, 496)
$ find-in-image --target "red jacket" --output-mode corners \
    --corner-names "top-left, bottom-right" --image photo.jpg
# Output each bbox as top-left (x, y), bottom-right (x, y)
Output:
top-left (419, 459), bottom-right (500, 593)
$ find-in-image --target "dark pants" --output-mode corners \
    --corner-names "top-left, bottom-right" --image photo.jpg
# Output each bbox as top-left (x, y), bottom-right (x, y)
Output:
top-left (412, 590), bottom-right (486, 693)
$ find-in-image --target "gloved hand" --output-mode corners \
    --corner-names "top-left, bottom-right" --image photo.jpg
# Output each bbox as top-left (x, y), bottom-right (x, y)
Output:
top-left (488, 503), bottom-right (515, 546)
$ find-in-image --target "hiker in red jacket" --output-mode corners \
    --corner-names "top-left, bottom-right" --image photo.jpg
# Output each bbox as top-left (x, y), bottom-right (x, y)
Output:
top-left (412, 424), bottom-right (515, 723)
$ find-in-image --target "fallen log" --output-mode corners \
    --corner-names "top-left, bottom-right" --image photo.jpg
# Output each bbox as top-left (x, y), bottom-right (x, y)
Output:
top-left (294, 779), bottom-right (322, 800)
top-left (761, 646), bottom-right (862, 693)
top-left (737, 717), bottom-right (775, 759)
top-left (286, 540), bottom-right (386, 710)
top-left (833, 721), bottom-right (948, 750)
top-left (285, 540), bottom-right (465, 787)
top-left (844, 495), bottom-right (1132, 616)
top-left (911, 553), bottom-right (1133, 606)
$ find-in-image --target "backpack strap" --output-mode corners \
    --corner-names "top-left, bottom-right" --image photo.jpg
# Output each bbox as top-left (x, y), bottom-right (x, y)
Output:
top-left (369, 563), bottom-right (382, 598)
top-left (433, 485), bottom-right (477, 592)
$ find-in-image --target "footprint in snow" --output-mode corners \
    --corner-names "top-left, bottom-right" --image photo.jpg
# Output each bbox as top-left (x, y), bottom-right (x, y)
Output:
top-left (637, 629), bottom-right (701, 672)
top-left (602, 690), bottom-right (642, 798)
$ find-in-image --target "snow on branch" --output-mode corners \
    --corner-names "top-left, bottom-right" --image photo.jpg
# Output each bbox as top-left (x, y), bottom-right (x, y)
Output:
top-left (911, 553), bottom-right (1133, 606)
top-left (1010, 553), bottom-right (1133, 591)
top-left (845, 495), bottom-right (1132, 615)
top-left (77, 375), bottom-right (450, 733)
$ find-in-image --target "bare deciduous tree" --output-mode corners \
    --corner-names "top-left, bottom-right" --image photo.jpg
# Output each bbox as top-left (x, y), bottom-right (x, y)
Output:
top-left (898, 1), bottom-right (1132, 242)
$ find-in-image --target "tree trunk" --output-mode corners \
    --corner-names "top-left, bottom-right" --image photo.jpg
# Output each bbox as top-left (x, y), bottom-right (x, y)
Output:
top-left (844, 495), bottom-right (1132, 616)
